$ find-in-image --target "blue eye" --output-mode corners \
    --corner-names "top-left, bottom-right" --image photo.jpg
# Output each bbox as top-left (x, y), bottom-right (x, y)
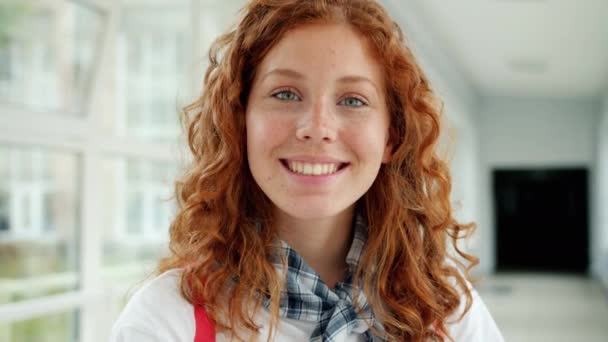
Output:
top-left (339, 97), bottom-right (366, 107)
top-left (272, 90), bottom-right (301, 101)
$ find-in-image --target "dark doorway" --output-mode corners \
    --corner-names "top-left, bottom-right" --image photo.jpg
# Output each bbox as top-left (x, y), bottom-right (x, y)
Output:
top-left (493, 168), bottom-right (589, 273)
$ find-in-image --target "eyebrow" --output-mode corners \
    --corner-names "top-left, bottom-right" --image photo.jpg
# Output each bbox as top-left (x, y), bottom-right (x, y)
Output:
top-left (260, 68), bottom-right (306, 83)
top-left (336, 75), bottom-right (380, 94)
top-left (260, 68), bottom-right (380, 94)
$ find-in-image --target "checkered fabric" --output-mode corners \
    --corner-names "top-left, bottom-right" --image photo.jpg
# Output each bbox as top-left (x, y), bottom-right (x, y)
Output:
top-left (263, 214), bottom-right (387, 342)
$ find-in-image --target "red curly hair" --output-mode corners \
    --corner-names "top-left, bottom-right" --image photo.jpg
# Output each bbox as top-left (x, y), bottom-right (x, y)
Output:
top-left (158, 0), bottom-right (478, 341)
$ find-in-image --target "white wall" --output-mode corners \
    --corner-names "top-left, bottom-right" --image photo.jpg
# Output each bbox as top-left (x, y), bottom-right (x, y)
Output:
top-left (381, 0), bottom-right (478, 115)
top-left (478, 96), bottom-right (600, 273)
top-left (381, 0), bottom-right (484, 260)
top-left (382, 0), bottom-right (479, 214)
top-left (594, 94), bottom-right (608, 284)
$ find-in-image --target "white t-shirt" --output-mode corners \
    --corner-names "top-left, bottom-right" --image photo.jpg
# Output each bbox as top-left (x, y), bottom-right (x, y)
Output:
top-left (110, 269), bottom-right (504, 341)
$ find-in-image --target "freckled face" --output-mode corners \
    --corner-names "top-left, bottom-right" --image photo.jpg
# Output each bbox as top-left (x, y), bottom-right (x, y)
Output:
top-left (245, 23), bottom-right (392, 221)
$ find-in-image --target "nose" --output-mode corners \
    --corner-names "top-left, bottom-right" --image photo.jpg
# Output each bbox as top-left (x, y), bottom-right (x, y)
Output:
top-left (295, 100), bottom-right (337, 143)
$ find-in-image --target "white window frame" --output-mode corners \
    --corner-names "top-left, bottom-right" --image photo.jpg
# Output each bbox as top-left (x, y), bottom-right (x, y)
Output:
top-left (2, 148), bottom-right (60, 240)
top-left (117, 7), bottom-right (187, 141)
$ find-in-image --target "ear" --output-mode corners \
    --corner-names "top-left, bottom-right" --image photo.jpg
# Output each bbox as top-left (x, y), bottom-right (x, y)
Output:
top-left (382, 142), bottom-right (393, 163)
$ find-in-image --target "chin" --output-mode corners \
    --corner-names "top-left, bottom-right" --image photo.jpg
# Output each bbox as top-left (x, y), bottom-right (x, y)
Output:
top-left (276, 201), bottom-right (354, 221)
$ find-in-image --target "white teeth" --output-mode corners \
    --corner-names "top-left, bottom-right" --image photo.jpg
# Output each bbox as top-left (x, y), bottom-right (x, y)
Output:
top-left (313, 164), bottom-right (322, 175)
top-left (287, 161), bottom-right (342, 176)
top-left (322, 164), bottom-right (329, 174)
top-left (303, 164), bottom-right (312, 174)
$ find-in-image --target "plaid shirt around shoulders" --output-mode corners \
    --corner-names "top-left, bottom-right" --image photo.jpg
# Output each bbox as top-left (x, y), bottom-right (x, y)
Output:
top-left (262, 214), bottom-right (388, 342)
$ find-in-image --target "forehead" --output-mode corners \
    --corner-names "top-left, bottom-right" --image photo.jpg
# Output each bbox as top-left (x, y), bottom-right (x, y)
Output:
top-left (256, 22), bottom-right (385, 83)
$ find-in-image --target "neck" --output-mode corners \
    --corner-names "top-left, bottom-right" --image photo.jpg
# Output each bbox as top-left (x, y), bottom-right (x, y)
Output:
top-left (274, 206), bottom-right (355, 288)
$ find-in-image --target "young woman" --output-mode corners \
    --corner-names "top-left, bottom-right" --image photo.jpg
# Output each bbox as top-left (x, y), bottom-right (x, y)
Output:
top-left (111, 0), bottom-right (504, 341)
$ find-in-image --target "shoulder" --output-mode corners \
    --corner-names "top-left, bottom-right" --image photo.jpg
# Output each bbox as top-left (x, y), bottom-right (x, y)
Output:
top-left (109, 269), bottom-right (195, 342)
top-left (443, 281), bottom-right (505, 342)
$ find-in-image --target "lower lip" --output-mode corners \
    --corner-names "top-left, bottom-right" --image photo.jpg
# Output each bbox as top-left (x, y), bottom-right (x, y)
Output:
top-left (280, 161), bottom-right (348, 186)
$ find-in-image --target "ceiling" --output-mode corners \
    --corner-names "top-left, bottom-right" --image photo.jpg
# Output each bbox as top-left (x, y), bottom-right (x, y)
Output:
top-left (406, 0), bottom-right (608, 99)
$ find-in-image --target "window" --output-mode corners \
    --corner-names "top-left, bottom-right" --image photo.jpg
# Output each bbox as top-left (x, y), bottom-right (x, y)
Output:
top-left (0, 145), bottom-right (80, 305)
top-left (0, 45), bottom-right (11, 82)
top-left (0, 2), bottom-right (104, 115)
top-left (0, 1), bottom-right (246, 341)
top-left (0, 146), bottom-right (79, 241)
top-left (0, 310), bottom-right (78, 342)
top-left (101, 157), bottom-right (175, 269)
top-left (0, 192), bottom-right (9, 232)
top-left (113, 4), bottom-right (190, 141)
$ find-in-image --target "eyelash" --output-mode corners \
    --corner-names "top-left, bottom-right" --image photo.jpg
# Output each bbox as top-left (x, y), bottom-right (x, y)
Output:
top-left (271, 89), bottom-right (369, 108)
top-left (338, 96), bottom-right (367, 107)
top-left (271, 89), bottom-right (301, 101)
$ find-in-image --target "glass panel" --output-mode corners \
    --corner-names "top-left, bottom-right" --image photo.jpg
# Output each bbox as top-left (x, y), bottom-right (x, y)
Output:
top-left (199, 0), bottom-right (244, 51)
top-left (0, 310), bottom-right (78, 342)
top-left (198, 0), bottom-right (245, 77)
top-left (0, 0), bottom-right (106, 115)
top-left (98, 0), bottom-right (192, 142)
top-left (0, 145), bottom-right (80, 304)
top-left (101, 157), bottom-right (175, 283)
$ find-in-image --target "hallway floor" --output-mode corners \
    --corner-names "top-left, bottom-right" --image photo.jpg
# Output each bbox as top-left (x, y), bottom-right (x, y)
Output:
top-left (477, 273), bottom-right (608, 342)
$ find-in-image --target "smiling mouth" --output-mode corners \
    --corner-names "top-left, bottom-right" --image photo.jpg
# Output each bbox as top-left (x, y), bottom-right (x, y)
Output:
top-left (280, 159), bottom-right (349, 176)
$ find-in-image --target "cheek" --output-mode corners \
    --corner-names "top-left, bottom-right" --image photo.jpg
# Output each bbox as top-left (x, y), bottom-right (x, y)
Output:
top-left (245, 115), bottom-right (260, 150)
top-left (343, 122), bottom-right (390, 163)
top-left (246, 112), bottom-right (290, 155)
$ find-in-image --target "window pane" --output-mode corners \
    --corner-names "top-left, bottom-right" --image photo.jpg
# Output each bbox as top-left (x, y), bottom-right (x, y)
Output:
top-left (98, 0), bottom-right (192, 142)
top-left (0, 145), bottom-right (80, 304)
top-left (0, 0), bottom-right (106, 115)
top-left (199, 0), bottom-right (244, 53)
top-left (0, 310), bottom-right (78, 342)
top-left (197, 0), bottom-right (244, 84)
top-left (101, 157), bottom-right (175, 276)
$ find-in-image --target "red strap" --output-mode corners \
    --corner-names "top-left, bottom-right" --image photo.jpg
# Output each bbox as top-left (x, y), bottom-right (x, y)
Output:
top-left (194, 304), bottom-right (216, 342)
